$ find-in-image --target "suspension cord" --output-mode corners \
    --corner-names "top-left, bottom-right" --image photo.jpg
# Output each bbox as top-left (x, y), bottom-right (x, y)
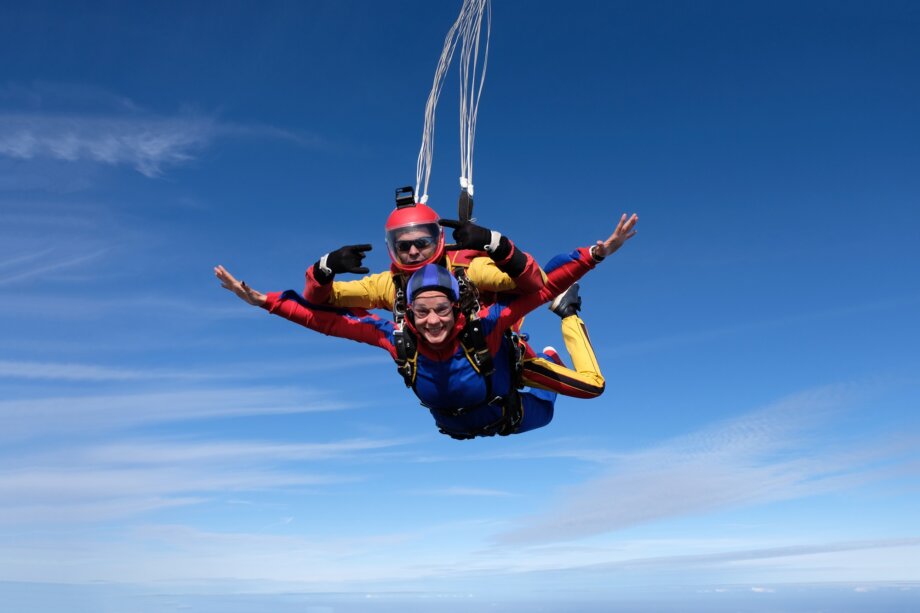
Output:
top-left (416, 0), bottom-right (491, 204)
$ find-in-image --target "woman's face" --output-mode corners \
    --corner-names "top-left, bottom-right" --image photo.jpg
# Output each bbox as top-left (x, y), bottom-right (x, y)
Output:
top-left (410, 290), bottom-right (455, 346)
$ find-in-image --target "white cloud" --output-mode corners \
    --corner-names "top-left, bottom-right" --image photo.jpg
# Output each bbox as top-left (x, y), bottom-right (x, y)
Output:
top-left (0, 355), bottom-right (390, 382)
top-left (0, 81), bottom-right (143, 113)
top-left (0, 465), bottom-right (336, 505)
top-left (607, 296), bottom-right (920, 359)
top-left (570, 538), bottom-right (920, 572)
top-left (409, 486), bottom-right (514, 497)
top-left (0, 360), bottom-right (183, 381)
top-left (80, 437), bottom-right (411, 465)
top-left (0, 523), bottom-right (437, 584)
top-left (0, 247), bottom-right (108, 285)
top-left (0, 496), bottom-right (205, 525)
top-left (0, 436), bottom-right (410, 525)
top-left (0, 247), bottom-right (56, 269)
top-left (0, 387), bottom-right (353, 441)
top-left (493, 384), bottom-right (920, 546)
top-left (0, 515), bottom-right (511, 586)
top-left (0, 199), bottom-right (125, 286)
top-left (0, 113), bottom-right (215, 177)
top-left (0, 83), bottom-right (327, 180)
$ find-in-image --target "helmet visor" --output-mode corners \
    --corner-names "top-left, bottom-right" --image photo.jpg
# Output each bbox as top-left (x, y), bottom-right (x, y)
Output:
top-left (386, 222), bottom-right (442, 269)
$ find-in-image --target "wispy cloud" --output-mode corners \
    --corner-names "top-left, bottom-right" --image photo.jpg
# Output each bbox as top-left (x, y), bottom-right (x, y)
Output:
top-left (0, 81), bottom-right (142, 113)
top-left (493, 384), bottom-right (920, 546)
top-left (0, 386), bottom-right (353, 441)
top-left (79, 437), bottom-right (411, 465)
top-left (0, 113), bottom-right (216, 177)
top-left (608, 295), bottom-right (920, 358)
top-left (0, 522), bottom-right (448, 585)
top-left (0, 246), bottom-right (108, 285)
top-left (571, 537), bottom-right (920, 571)
top-left (0, 435), bottom-right (410, 525)
top-left (0, 80), bottom-right (329, 180)
top-left (408, 486), bottom-right (514, 497)
top-left (0, 355), bottom-right (389, 382)
top-left (0, 199), bottom-right (123, 286)
top-left (0, 360), bottom-right (188, 381)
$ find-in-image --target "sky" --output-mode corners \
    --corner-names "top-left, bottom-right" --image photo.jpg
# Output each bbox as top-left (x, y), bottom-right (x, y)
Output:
top-left (1, 1), bottom-right (919, 611)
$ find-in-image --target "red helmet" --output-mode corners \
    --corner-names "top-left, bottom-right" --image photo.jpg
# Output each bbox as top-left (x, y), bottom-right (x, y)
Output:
top-left (384, 202), bottom-right (445, 273)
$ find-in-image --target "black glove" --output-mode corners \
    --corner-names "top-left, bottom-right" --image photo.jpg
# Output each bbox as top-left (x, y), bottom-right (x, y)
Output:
top-left (316, 244), bottom-right (372, 282)
top-left (439, 219), bottom-right (497, 252)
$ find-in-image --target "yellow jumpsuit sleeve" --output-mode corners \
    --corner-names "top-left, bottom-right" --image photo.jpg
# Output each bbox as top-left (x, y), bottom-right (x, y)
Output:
top-left (327, 272), bottom-right (397, 310)
top-left (464, 255), bottom-right (549, 293)
top-left (465, 256), bottom-right (518, 292)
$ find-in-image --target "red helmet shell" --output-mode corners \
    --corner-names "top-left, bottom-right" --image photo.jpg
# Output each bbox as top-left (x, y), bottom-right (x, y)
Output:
top-left (385, 203), bottom-right (445, 273)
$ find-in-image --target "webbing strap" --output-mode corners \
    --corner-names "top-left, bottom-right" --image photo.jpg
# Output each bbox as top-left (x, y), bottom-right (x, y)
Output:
top-left (393, 326), bottom-right (417, 388)
top-left (392, 277), bottom-right (416, 387)
top-left (434, 389), bottom-right (522, 440)
top-left (454, 268), bottom-right (494, 378)
top-left (506, 329), bottom-right (525, 390)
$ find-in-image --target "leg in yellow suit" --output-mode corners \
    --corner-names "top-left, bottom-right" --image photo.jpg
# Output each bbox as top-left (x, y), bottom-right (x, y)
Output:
top-left (520, 284), bottom-right (605, 399)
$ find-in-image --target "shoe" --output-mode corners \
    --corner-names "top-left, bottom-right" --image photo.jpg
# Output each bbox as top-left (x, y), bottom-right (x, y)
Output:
top-left (549, 283), bottom-right (581, 319)
top-left (542, 346), bottom-right (566, 368)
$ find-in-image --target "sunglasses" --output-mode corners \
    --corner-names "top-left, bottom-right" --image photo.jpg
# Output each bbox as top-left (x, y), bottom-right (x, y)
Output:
top-left (410, 303), bottom-right (454, 319)
top-left (396, 237), bottom-right (435, 253)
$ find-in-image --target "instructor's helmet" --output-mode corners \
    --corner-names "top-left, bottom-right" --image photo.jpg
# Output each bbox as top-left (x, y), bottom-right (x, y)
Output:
top-left (385, 202), bottom-right (445, 273)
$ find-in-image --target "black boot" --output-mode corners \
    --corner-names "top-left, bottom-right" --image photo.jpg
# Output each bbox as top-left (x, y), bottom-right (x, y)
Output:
top-left (549, 283), bottom-right (581, 319)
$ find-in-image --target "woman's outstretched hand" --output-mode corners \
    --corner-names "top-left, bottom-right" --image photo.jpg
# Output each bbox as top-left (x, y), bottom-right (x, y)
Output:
top-left (214, 265), bottom-right (267, 307)
top-left (595, 213), bottom-right (639, 257)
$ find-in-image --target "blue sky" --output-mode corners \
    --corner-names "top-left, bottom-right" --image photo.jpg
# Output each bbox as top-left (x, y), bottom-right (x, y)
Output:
top-left (2, 1), bottom-right (919, 611)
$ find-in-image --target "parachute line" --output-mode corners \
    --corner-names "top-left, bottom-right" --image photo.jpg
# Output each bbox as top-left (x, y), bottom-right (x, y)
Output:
top-left (416, 0), bottom-right (491, 204)
top-left (458, 0), bottom-right (490, 197)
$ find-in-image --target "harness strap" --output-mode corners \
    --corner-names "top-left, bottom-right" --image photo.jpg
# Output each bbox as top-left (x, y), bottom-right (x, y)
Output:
top-left (431, 327), bottom-right (526, 440)
top-left (454, 267), bottom-right (494, 378)
top-left (393, 326), bottom-right (417, 388)
top-left (432, 389), bottom-right (523, 440)
top-left (392, 277), bottom-right (417, 387)
top-left (506, 329), bottom-right (525, 390)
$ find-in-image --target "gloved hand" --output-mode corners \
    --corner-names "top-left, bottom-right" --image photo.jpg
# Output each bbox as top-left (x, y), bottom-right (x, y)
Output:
top-left (439, 219), bottom-right (500, 252)
top-left (319, 243), bottom-right (373, 276)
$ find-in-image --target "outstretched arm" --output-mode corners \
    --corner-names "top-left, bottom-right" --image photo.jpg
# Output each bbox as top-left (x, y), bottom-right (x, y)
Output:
top-left (215, 264), bottom-right (398, 357)
top-left (493, 212), bottom-right (640, 330)
top-left (215, 265), bottom-right (266, 307)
